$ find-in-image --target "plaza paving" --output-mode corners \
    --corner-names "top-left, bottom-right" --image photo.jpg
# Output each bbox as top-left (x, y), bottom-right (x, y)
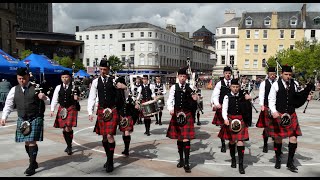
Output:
top-left (0, 89), bottom-right (320, 177)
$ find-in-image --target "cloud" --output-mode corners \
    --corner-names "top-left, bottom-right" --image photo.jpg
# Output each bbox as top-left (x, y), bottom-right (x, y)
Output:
top-left (53, 3), bottom-right (320, 35)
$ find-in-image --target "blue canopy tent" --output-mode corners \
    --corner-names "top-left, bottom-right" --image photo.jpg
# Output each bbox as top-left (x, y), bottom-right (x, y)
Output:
top-left (0, 49), bottom-right (29, 74)
top-left (74, 70), bottom-right (90, 78)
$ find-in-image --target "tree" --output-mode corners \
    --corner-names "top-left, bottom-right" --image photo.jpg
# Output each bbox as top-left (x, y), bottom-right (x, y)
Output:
top-left (108, 55), bottom-right (123, 72)
top-left (73, 58), bottom-right (85, 72)
top-left (20, 49), bottom-right (33, 60)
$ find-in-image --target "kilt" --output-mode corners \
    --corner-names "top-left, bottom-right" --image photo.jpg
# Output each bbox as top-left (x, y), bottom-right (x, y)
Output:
top-left (217, 115), bottom-right (249, 142)
top-left (166, 110), bottom-right (195, 140)
top-left (0, 92), bottom-right (8, 103)
top-left (16, 117), bottom-right (44, 142)
top-left (93, 105), bottom-right (119, 136)
top-left (139, 99), bottom-right (155, 118)
top-left (119, 116), bottom-right (134, 132)
top-left (256, 106), bottom-right (271, 128)
top-left (212, 108), bottom-right (224, 126)
top-left (53, 105), bottom-right (78, 128)
top-left (268, 112), bottom-right (302, 139)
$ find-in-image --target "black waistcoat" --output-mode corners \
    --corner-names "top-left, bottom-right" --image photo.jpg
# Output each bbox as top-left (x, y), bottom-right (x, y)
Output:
top-left (263, 79), bottom-right (272, 106)
top-left (174, 83), bottom-right (196, 111)
top-left (276, 79), bottom-right (296, 114)
top-left (97, 76), bottom-right (118, 108)
top-left (219, 80), bottom-right (231, 104)
top-left (154, 83), bottom-right (164, 96)
top-left (227, 93), bottom-right (243, 115)
top-left (141, 84), bottom-right (152, 101)
top-left (14, 84), bottom-right (45, 118)
top-left (58, 84), bottom-right (76, 108)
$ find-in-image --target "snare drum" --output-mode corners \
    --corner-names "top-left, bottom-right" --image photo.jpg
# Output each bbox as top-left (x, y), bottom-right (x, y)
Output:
top-left (141, 100), bottom-right (159, 117)
top-left (156, 95), bottom-right (165, 108)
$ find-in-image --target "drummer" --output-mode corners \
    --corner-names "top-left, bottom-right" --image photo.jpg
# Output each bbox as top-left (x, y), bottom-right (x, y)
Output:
top-left (154, 75), bottom-right (166, 125)
top-left (138, 75), bottom-right (156, 136)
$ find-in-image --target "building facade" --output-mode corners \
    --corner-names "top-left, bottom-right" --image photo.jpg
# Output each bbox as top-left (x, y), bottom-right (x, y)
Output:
top-left (192, 25), bottom-right (215, 48)
top-left (15, 3), bottom-right (53, 32)
top-left (75, 22), bottom-right (214, 76)
top-left (0, 3), bottom-right (17, 56)
top-left (304, 11), bottom-right (320, 43)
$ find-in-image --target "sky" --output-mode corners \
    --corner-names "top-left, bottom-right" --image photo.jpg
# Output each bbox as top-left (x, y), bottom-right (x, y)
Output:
top-left (52, 3), bottom-right (320, 35)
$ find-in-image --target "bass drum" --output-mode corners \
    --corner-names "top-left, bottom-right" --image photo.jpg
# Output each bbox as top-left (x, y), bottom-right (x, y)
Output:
top-left (141, 100), bottom-right (159, 117)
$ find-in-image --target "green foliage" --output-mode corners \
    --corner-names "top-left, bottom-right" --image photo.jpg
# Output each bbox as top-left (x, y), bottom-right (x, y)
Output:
top-left (20, 49), bottom-right (33, 60)
top-left (53, 55), bottom-right (85, 72)
top-left (108, 55), bottom-right (123, 72)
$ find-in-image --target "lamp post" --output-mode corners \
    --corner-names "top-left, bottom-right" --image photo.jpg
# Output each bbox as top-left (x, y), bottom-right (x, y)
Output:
top-left (226, 42), bottom-right (229, 66)
top-left (95, 58), bottom-right (98, 76)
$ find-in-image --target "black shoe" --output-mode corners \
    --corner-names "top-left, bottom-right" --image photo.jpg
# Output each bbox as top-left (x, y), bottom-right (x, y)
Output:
top-left (197, 122), bottom-right (201, 126)
top-left (184, 164), bottom-right (191, 173)
top-left (221, 145), bottom-right (226, 153)
top-left (24, 165), bottom-right (36, 176)
top-left (231, 158), bottom-right (236, 168)
top-left (122, 150), bottom-right (129, 156)
top-left (147, 132), bottom-right (151, 136)
top-left (239, 164), bottom-right (245, 174)
top-left (159, 122), bottom-right (162, 125)
top-left (263, 145), bottom-right (268, 153)
top-left (155, 121), bottom-right (159, 125)
top-left (106, 163), bottom-right (114, 173)
top-left (144, 131), bottom-right (147, 135)
top-left (64, 147), bottom-right (68, 152)
top-left (275, 159), bottom-right (281, 169)
top-left (103, 162), bottom-right (107, 168)
top-left (66, 147), bottom-right (72, 155)
top-left (287, 163), bottom-right (298, 172)
top-left (177, 160), bottom-right (184, 168)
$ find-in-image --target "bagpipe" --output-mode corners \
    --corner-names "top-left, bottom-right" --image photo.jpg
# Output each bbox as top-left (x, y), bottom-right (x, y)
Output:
top-left (71, 63), bottom-right (81, 111)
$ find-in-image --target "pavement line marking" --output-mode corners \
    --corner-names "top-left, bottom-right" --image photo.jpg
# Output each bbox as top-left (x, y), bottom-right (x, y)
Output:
top-left (73, 126), bottom-right (320, 167)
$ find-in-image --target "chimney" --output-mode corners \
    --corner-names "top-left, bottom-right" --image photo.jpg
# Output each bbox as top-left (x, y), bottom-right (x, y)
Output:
top-left (271, 11), bottom-right (278, 29)
top-left (76, 26), bottom-right (79, 32)
top-left (224, 10), bottom-right (236, 22)
top-left (166, 24), bottom-right (176, 33)
top-left (301, 4), bottom-right (307, 28)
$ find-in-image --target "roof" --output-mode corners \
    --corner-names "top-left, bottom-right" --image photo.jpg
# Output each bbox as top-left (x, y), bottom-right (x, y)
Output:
top-left (193, 25), bottom-right (213, 34)
top-left (16, 31), bottom-right (83, 43)
top-left (83, 22), bottom-right (163, 31)
top-left (218, 17), bottom-right (241, 27)
top-left (305, 12), bottom-right (320, 29)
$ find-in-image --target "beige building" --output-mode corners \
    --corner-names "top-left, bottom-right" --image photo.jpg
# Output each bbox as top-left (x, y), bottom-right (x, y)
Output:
top-left (237, 5), bottom-right (307, 80)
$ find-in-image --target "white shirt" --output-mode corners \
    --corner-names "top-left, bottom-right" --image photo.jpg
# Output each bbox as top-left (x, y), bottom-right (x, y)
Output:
top-left (1, 84), bottom-right (51, 120)
top-left (222, 92), bottom-right (240, 121)
top-left (258, 79), bottom-right (275, 106)
top-left (211, 78), bottom-right (231, 106)
top-left (154, 83), bottom-right (167, 95)
top-left (138, 83), bottom-right (156, 101)
top-left (87, 76), bottom-right (129, 116)
top-left (50, 83), bottom-right (71, 112)
top-left (167, 83), bottom-right (194, 112)
top-left (268, 79), bottom-right (299, 114)
top-left (130, 84), bottom-right (142, 101)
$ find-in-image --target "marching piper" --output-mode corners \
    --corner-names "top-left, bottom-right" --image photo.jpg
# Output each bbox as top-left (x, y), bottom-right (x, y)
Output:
top-left (154, 75), bottom-right (166, 125)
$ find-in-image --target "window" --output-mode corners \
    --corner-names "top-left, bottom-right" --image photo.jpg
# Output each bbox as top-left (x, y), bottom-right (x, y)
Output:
top-left (94, 45), bottom-right (98, 54)
top-left (216, 41), bottom-right (218, 49)
top-left (221, 55), bottom-right (226, 64)
top-left (148, 43), bottom-right (152, 51)
top-left (131, 32), bottom-right (134, 38)
top-left (140, 43), bottom-right (145, 51)
top-left (246, 30), bottom-right (251, 38)
top-left (109, 34), bottom-right (113, 39)
top-left (253, 59), bottom-right (258, 68)
top-left (245, 59), bottom-right (250, 68)
top-left (86, 35), bottom-right (89, 40)
top-left (314, 17), bottom-right (320, 25)
top-left (79, 35), bottom-right (82, 40)
top-left (86, 58), bottom-right (90, 66)
top-left (140, 55), bottom-right (145, 65)
top-left (109, 44), bottom-right (113, 53)
top-left (263, 30), bottom-right (268, 39)
top-left (311, 30), bottom-right (316, 38)
top-left (262, 59), bottom-right (266, 67)
top-left (264, 16), bottom-right (271, 25)
top-left (222, 28), bottom-right (226, 34)
top-left (122, 44), bottom-right (125, 51)
top-left (95, 35), bottom-right (98, 39)
top-left (148, 32), bottom-right (152, 37)
top-left (130, 43), bottom-right (135, 51)
top-left (254, 45), bottom-right (258, 53)
top-left (231, 28), bottom-right (235, 34)
top-left (279, 30), bottom-right (284, 39)
top-left (102, 34), bottom-right (105, 39)
top-left (290, 17), bottom-right (297, 25)
top-left (263, 45), bottom-right (267, 53)
top-left (155, 33), bottom-right (158, 38)
top-left (85, 45), bottom-right (90, 51)
top-left (254, 30), bottom-right (259, 39)
top-left (79, 46), bottom-right (82, 53)
top-left (230, 41), bottom-right (235, 49)
top-left (121, 56), bottom-right (126, 65)
top-left (245, 17), bottom-right (252, 26)
top-left (222, 41), bottom-right (226, 49)
top-left (101, 45), bottom-right (106, 54)
top-left (245, 45), bottom-right (250, 53)
top-left (122, 33), bottom-right (125, 38)
top-left (278, 45), bottom-right (284, 51)
top-left (290, 30), bottom-right (295, 39)
top-left (140, 32), bottom-right (144, 37)
top-left (290, 45), bottom-right (295, 50)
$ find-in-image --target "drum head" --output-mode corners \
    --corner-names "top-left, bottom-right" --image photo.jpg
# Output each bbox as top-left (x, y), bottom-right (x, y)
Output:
top-left (20, 121), bottom-right (31, 136)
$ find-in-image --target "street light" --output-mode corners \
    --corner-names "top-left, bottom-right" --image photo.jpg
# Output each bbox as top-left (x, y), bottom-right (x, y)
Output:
top-left (226, 42), bottom-right (229, 66)
top-left (95, 59), bottom-right (98, 76)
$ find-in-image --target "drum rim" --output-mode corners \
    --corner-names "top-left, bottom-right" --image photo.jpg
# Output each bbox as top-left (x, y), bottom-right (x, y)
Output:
top-left (141, 99), bottom-right (157, 105)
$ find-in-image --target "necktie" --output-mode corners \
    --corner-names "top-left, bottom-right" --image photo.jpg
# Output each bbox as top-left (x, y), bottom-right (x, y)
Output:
top-left (181, 84), bottom-right (184, 90)
top-left (286, 81), bottom-right (290, 90)
top-left (23, 86), bottom-right (28, 95)
top-left (103, 77), bottom-right (107, 85)
top-left (227, 80), bottom-right (230, 87)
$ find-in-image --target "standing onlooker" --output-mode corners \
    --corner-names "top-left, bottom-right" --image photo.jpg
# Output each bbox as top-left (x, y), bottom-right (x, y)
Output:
top-left (0, 79), bottom-right (12, 111)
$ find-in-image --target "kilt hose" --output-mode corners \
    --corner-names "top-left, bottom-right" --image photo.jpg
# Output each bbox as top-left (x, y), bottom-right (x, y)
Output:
top-left (218, 115), bottom-right (249, 142)
top-left (16, 117), bottom-right (44, 142)
top-left (119, 116), bottom-right (134, 132)
top-left (212, 108), bottom-right (224, 126)
top-left (268, 112), bottom-right (302, 139)
top-left (139, 99), bottom-right (155, 119)
top-left (53, 105), bottom-right (78, 128)
top-left (166, 110), bottom-right (195, 140)
top-left (94, 105), bottom-right (119, 136)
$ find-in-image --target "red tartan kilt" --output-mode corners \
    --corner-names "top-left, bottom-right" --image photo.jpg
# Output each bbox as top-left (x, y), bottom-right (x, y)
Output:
top-left (53, 105), bottom-right (78, 128)
top-left (93, 105), bottom-right (119, 135)
top-left (268, 112), bottom-right (302, 139)
top-left (166, 111), bottom-right (195, 140)
top-left (256, 107), bottom-right (271, 128)
top-left (139, 99), bottom-right (156, 118)
top-left (218, 115), bottom-right (249, 141)
top-left (119, 116), bottom-right (134, 132)
top-left (212, 108), bottom-right (224, 126)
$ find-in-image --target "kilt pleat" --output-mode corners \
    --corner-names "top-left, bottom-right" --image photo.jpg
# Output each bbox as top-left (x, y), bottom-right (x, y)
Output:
top-left (93, 105), bottom-right (119, 136)
top-left (256, 106), bottom-right (271, 128)
top-left (53, 105), bottom-right (78, 128)
top-left (119, 116), bottom-right (134, 132)
top-left (217, 115), bottom-right (249, 142)
top-left (212, 108), bottom-right (224, 126)
top-left (166, 111), bottom-right (195, 140)
top-left (16, 117), bottom-right (44, 142)
top-left (268, 112), bottom-right (302, 139)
